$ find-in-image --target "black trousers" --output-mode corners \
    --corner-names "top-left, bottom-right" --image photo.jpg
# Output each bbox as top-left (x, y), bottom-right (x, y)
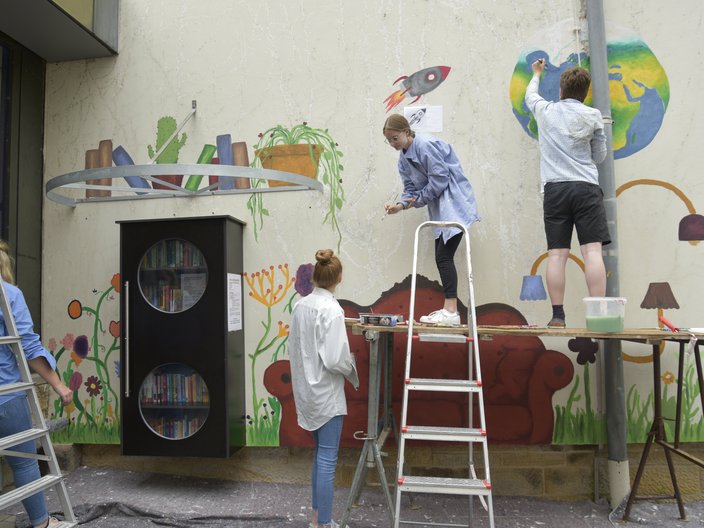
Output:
top-left (435, 232), bottom-right (463, 299)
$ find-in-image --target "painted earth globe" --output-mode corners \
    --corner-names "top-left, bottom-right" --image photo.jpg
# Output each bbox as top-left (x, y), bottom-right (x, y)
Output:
top-left (510, 22), bottom-right (669, 159)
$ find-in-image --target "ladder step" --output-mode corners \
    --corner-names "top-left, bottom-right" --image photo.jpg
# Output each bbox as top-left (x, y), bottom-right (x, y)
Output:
top-left (398, 475), bottom-right (491, 496)
top-left (402, 425), bottom-right (486, 442)
top-left (414, 333), bottom-right (472, 343)
top-left (0, 335), bottom-right (20, 345)
top-left (406, 378), bottom-right (481, 393)
top-left (0, 474), bottom-right (64, 510)
top-left (0, 427), bottom-right (48, 451)
top-left (0, 381), bottom-right (36, 396)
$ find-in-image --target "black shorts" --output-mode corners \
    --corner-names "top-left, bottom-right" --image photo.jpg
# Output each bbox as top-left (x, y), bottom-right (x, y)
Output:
top-left (543, 181), bottom-right (611, 250)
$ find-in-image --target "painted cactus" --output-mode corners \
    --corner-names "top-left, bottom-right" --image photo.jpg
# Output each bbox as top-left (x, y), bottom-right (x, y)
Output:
top-left (147, 116), bottom-right (187, 188)
top-left (147, 116), bottom-right (187, 163)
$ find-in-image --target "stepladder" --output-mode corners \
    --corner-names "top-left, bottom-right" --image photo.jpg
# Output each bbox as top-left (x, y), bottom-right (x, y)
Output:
top-left (394, 220), bottom-right (494, 528)
top-left (0, 281), bottom-right (77, 527)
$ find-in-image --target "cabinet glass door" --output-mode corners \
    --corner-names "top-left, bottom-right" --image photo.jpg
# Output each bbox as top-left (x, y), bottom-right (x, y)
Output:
top-left (138, 238), bottom-right (208, 313)
top-left (138, 363), bottom-right (210, 440)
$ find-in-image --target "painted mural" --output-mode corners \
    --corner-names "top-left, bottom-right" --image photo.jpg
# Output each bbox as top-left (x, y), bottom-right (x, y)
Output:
top-left (49, 274), bottom-right (121, 444)
top-left (509, 20), bottom-right (669, 159)
top-left (105, 116), bottom-right (345, 249)
top-left (506, 20), bottom-right (704, 445)
top-left (265, 275), bottom-right (574, 447)
top-left (250, 122), bottom-right (345, 250)
top-left (242, 263), bottom-right (296, 445)
top-left (38, 1), bottom-right (704, 455)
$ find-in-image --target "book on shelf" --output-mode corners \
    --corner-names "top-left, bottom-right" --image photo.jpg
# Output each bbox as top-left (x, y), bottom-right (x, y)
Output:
top-left (113, 145), bottom-right (151, 193)
top-left (85, 139), bottom-right (113, 198)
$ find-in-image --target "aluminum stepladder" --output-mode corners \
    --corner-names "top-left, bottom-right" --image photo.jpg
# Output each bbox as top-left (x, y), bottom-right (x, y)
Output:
top-left (394, 221), bottom-right (494, 528)
top-left (0, 281), bottom-right (77, 527)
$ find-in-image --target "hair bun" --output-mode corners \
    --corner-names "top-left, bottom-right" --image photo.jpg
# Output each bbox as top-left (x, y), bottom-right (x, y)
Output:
top-left (315, 249), bottom-right (334, 265)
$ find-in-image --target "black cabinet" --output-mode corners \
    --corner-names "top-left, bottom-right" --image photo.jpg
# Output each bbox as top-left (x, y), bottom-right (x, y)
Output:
top-left (118, 216), bottom-right (246, 457)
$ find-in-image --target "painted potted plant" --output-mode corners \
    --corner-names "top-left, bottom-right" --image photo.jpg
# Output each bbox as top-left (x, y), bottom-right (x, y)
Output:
top-left (248, 122), bottom-right (345, 249)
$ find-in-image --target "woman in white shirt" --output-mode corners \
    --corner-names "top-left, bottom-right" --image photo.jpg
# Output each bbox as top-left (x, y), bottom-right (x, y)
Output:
top-left (288, 249), bottom-right (359, 528)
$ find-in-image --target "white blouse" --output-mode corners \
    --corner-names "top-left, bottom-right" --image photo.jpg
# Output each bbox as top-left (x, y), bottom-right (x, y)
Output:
top-left (287, 287), bottom-right (359, 431)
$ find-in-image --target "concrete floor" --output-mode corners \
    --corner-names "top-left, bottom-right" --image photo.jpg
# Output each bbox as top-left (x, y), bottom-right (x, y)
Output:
top-left (2, 466), bottom-right (704, 527)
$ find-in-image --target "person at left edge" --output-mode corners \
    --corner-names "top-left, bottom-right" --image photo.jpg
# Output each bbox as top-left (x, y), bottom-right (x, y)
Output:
top-left (0, 239), bottom-right (73, 528)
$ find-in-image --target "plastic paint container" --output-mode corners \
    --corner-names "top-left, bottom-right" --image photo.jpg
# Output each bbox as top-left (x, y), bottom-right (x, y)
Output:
top-left (583, 297), bottom-right (627, 332)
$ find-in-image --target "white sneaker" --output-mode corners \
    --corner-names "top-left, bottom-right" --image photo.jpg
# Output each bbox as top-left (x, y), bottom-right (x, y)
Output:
top-left (419, 309), bottom-right (460, 326)
top-left (46, 517), bottom-right (63, 528)
top-left (318, 522), bottom-right (340, 528)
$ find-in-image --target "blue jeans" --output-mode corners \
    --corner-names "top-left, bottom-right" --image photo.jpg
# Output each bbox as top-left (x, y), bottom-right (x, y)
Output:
top-left (311, 415), bottom-right (343, 525)
top-left (0, 396), bottom-right (49, 527)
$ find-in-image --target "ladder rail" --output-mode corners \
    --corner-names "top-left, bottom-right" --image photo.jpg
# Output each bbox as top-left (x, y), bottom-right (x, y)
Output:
top-left (394, 222), bottom-right (424, 526)
top-left (394, 220), bottom-right (494, 528)
top-left (459, 222), bottom-right (492, 489)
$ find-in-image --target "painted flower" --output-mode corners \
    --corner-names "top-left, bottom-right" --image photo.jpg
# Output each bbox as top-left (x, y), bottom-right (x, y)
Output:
top-left (68, 371), bottom-right (83, 391)
top-left (109, 320), bottom-right (120, 338)
top-left (294, 263), bottom-right (314, 297)
top-left (568, 337), bottom-right (599, 365)
top-left (277, 321), bottom-right (289, 338)
top-left (662, 371), bottom-right (676, 385)
top-left (47, 338), bottom-right (57, 352)
top-left (111, 273), bottom-right (121, 293)
top-left (71, 335), bottom-right (90, 365)
top-left (60, 333), bottom-right (75, 350)
top-left (244, 263), bottom-right (295, 307)
top-left (84, 375), bottom-right (102, 397)
top-left (67, 299), bottom-right (82, 319)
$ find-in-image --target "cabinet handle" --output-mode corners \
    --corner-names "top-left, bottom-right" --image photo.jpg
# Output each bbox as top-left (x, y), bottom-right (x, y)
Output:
top-left (125, 280), bottom-right (130, 398)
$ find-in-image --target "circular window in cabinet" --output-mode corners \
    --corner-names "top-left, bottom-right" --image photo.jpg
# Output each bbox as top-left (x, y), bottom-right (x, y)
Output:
top-left (138, 363), bottom-right (210, 440)
top-left (138, 238), bottom-right (208, 313)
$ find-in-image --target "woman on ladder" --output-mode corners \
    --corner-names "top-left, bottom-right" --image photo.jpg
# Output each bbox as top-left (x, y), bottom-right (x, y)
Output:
top-left (383, 114), bottom-right (480, 326)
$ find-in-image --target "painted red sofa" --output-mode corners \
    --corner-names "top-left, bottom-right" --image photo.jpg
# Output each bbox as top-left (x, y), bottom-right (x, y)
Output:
top-left (264, 276), bottom-right (574, 447)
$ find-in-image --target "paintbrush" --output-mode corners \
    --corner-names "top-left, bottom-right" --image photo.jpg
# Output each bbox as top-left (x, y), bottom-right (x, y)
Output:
top-left (381, 192), bottom-right (399, 221)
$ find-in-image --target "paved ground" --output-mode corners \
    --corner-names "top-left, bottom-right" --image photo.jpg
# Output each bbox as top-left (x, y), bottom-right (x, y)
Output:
top-left (2, 466), bottom-right (704, 527)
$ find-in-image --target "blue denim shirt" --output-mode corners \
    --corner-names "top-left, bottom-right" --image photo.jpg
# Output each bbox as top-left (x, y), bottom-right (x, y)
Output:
top-left (398, 133), bottom-right (480, 241)
top-left (0, 282), bottom-right (56, 405)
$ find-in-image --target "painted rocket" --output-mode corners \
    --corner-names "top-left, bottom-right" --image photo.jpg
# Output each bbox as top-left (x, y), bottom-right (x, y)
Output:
top-left (384, 65), bottom-right (451, 112)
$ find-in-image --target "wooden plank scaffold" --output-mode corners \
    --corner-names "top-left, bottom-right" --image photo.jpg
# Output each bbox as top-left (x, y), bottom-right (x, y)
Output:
top-left (340, 320), bottom-right (704, 525)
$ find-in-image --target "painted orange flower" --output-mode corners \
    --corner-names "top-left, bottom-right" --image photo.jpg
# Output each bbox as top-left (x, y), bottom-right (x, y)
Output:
top-left (67, 299), bottom-right (82, 319)
top-left (109, 320), bottom-right (120, 338)
top-left (277, 321), bottom-right (290, 338)
top-left (662, 371), bottom-right (676, 385)
top-left (244, 263), bottom-right (294, 308)
top-left (111, 273), bottom-right (121, 293)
